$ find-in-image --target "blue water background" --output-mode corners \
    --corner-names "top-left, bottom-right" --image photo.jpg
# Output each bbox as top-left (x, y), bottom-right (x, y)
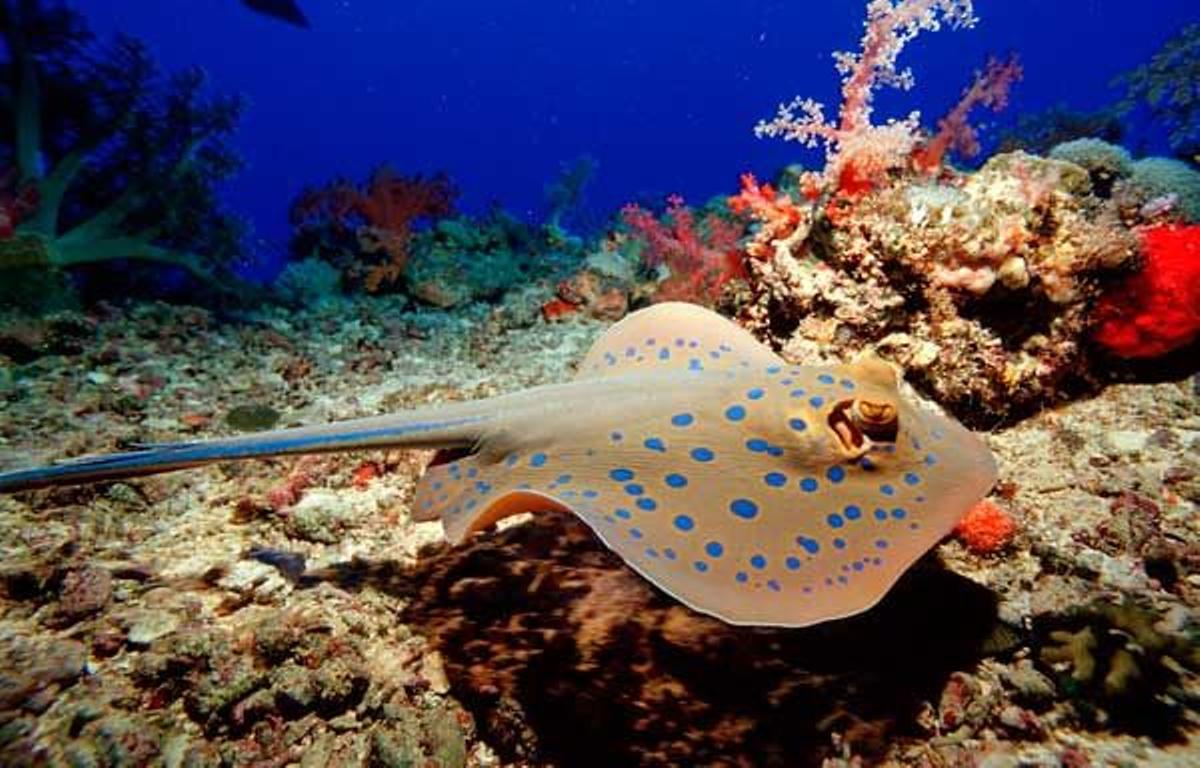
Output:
top-left (74, 1), bottom-right (1197, 279)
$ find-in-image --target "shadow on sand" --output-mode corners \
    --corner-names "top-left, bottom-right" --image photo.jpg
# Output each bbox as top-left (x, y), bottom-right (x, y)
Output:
top-left (296, 515), bottom-right (1002, 766)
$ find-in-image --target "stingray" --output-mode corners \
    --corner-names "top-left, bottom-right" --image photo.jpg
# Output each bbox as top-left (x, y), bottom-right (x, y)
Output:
top-left (0, 303), bottom-right (997, 627)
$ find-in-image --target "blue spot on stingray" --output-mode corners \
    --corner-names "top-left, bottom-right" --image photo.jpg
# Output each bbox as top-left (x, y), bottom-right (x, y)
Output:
top-left (689, 340), bottom-right (699, 348)
top-left (556, 474), bottom-right (572, 484)
top-left (664, 548), bottom-right (678, 560)
top-left (844, 504), bottom-right (862, 520)
top-left (705, 541), bottom-right (724, 558)
top-left (625, 346), bottom-right (635, 357)
top-left (665, 473), bottom-right (688, 488)
top-left (615, 508), bottom-right (631, 519)
top-left (797, 536), bottom-right (820, 554)
top-left (644, 437), bottom-right (666, 452)
top-left (675, 338), bottom-right (685, 347)
top-left (817, 373), bottom-right (835, 384)
top-left (880, 484), bottom-right (895, 496)
top-left (467, 467), bottom-right (478, 478)
top-left (624, 483), bottom-right (644, 496)
top-left (610, 468), bottom-right (634, 481)
top-left (636, 497), bottom-right (657, 511)
top-left (465, 499), bottom-right (477, 510)
top-left (827, 513), bottom-right (845, 529)
top-left (853, 561), bottom-right (864, 571)
top-left (659, 347), bottom-right (670, 361)
top-left (646, 338), bottom-right (656, 346)
top-left (766, 366), bottom-right (781, 375)
top-left (735, 571), bottom-right (749, 583)
top-left (605, 353), bottom-right (616, 365)
top-left (517, 482), bottom-right (532, 490)
top-left (785, 556), bottom-right (801, 570)
top-left (709, 351), bottom-right (721, 360)
top-left (611, 431), bottom-right (624, 442)
top-left (725, 405), bottom-right (746, 421)
top-left (924, 454), bottom-right (938, 466)
top-left (833, 537), bottom-right (846, 549)
top-left (809, 395), bottom-right (825, 409)
top-left (800, 477), bottom-right (819, 493)
top-left (688, 358), bottom-right (703, 371)
top-left (673, 515), bottom-right (695, 532)
top-left (646, 548), bottom-right (659, 558)
top-left (747, 387), bottom-right (765, 399)
top-left (764, 472), bottom-right (787, 488)
top-left (781, 378), bottom-right (794, 386)
top-left (891, 507), bottom-right (907, 519)
top-left (904, 472), bottom-right (921, 485)
top-left (433, 481), bottom-right (443, 491)
top-left (746, 438), bottom-right (769, 453)
top-left (860, 457), bottom-right (876, 470)
top-left (767, 446), bottom-right (784, 457)
top-left (789, 418), bottom-right (807, 432)
top-left (874, 507), bottom-right (888, 521)
top-left (790, 388), bottom-right (807, 398)
top-left (730, 498), bottom-right (758, 520)
top-left (875, 539), bottom-right (889, 549)
top-left (630, 528), bottom-right (643, 539)
top-left (827, 466), bottom-right (846, 483)
top-left (583, 490), bottom-right (599, 498)
top-left (840, 378), bottom-right (856, 389)
top-left (837, 575), bottom-right (848, 585)
top-left (690, 447), bottom-right (715, 462)
top-left (767, 579), bottom-right (781, 592)
top-left (505, 454), bottom-right (519, 467)
top-left (671, 413), bottom-right (694, 427)
top-left (604, 515), bottom-right (615, 524)
top-left (750, 554), bottom-right (767, 570)
top-left (694, 561), bottom-right (709, 573)
top-left (530, 453), bottom-right (547, 467)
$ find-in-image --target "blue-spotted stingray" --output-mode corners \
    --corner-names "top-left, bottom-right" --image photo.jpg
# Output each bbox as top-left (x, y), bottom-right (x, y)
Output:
top-left (0, 303), bottom-right (997, 627)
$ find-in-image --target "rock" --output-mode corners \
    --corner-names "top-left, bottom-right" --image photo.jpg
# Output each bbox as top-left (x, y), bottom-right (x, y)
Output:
top-left (125, 609), bottom-right (180, 647)
top-left (55, 566), bottom-right (112, 624)
top-left (286, 489), bottom-right (360, 544)
top-left (225, 404), bottom-right (281, 432)
top-left (1102, 430), bottom-right (1148, 456)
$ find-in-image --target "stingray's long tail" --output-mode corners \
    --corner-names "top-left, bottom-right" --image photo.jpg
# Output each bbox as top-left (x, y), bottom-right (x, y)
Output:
top-left (0, 404), bottom-right (494, 493)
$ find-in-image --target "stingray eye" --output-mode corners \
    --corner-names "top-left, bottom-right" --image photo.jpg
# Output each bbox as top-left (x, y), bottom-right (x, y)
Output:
top-left (827, 398), bottom-right (898, 455)
top-left (853, 399), bottom-right (899, 442)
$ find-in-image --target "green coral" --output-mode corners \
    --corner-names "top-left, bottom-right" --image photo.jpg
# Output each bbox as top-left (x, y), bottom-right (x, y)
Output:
top-left (1048, 138), bottom-right (1132, 196)
top-left (1034, 599), bottom-right (1199, 741)
top-left (1119, 156), bottom-right (1200, 222)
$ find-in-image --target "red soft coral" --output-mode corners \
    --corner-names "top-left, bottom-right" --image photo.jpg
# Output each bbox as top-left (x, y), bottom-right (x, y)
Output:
top-left (1092, 224), bottom-right (1200, 358)
top-left (290, 166), bottom-right (456, 292)
top-left (621, 196), bottom-right (747, 306)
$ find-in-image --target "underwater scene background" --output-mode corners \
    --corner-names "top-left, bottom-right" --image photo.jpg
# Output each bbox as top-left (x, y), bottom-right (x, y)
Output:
top-left (0, 0), bottom-right (1198, 765)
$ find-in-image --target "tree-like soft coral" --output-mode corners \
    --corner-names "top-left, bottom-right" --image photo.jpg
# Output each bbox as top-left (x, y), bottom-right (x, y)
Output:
top-left (0, 0), bottom-right (247, 291)
top-left (755, 0), bottom-right (978, 204)
top-left (620, 196), bottom-right (746, 306)
top-left (727, 173), bottom-right (810, 261)
top-left (289, 167), bottom-right (456, 293)
top-left (912, 54), bottom-right (1023, 173)
top-left (1092, 224), bottom-right (1200, 358)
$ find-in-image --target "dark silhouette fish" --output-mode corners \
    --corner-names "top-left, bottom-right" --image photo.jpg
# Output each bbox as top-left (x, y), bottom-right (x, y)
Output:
top-left (242, 0), bottom-right (309, 28)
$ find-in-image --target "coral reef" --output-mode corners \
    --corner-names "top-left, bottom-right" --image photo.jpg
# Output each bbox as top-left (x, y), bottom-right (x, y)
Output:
top-left (738, 0), bottom-right (1152, 425)
top-left (0, 0), bottom-right (247, 294)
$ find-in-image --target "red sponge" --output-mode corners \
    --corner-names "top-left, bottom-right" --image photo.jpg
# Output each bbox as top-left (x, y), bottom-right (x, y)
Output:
top-left (1093, 225), bottom-right (1200, 358)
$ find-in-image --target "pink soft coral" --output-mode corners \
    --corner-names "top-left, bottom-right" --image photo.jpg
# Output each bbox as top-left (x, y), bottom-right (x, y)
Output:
top-left (755, 0), bottom-right (978, 200)
top-left (621, 196), bottom-right (747, 305)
